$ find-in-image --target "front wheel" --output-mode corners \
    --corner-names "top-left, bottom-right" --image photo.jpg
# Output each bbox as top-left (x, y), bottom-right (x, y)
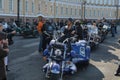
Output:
top-left (47, 74), bottom-right (61, 80)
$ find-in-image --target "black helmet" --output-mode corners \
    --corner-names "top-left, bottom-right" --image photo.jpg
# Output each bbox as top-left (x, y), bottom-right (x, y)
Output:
top-left (0, 32), bottom-right (7, 40)
top-left (68, 18), bottom-right (73, 23)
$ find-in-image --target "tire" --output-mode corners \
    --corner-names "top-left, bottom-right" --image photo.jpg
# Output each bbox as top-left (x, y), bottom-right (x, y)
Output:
top-left (32, 31), bottom-right (39, 38)
top-left (76, 60), bottom-right (89, 70)
top-left (23, 34), bottom-right (27, 38)
top-left (49, 74), bottom-right (61, 80)
top-left (78, 60), bottom-right (89, 67)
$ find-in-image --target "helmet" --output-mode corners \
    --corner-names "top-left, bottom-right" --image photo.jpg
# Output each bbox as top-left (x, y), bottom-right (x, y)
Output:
top-left (50, 40), bottom-right (56, 45)
top-left (68, 18), bottom-right (73, 23)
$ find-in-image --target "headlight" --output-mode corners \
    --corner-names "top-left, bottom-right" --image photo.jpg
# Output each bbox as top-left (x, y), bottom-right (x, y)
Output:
top-left (54, 49), bottom-right (62, 56)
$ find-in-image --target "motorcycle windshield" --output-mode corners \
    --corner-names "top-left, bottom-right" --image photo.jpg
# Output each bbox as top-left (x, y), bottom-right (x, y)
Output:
top-left (51, 43), bottom-right (65, 61)
top-left (47, 26), bottom-right (54, 34)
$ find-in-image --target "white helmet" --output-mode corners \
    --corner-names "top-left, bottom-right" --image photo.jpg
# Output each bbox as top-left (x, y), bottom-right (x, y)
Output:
top-left (50, 40), bottom-right (56, 45)
top-left (65, 25), bottom-right (68, 29)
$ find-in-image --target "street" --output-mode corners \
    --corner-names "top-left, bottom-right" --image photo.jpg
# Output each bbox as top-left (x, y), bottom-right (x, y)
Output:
top-left (7, 28), bottom-right (120, 80)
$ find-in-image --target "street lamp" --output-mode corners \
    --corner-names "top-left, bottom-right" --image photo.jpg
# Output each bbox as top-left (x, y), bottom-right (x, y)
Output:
top-left (49, 0), bottom-right (56, 21)
top-left (116, 0), bottom-right (119, 20)
top-left (81, 0), bottom-right (86, 20)
top-left (17, 0), bottom-right (20, 27)
top-left (54, 0), bottom-right (56, 22)
top-left (83, 0), bottom-right (86, 20)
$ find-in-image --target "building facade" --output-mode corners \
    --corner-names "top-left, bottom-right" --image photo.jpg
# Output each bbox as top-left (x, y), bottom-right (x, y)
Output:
top-left (0, 0), bottom-right (119, 21)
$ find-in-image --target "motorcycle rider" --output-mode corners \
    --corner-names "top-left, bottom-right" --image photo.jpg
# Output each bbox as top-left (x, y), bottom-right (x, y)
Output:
top-left (58, 18), bottom-right (76, 42)
top-left (74, 20), bottom-right (83, 40)
top-left (90, 21), bottom-right (98, 34)
top-left (111, 20), bottom-right (116, 37)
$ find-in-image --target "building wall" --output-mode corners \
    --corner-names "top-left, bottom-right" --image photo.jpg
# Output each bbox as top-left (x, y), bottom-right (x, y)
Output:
top-left (0, 0), bottom-right (119, 21)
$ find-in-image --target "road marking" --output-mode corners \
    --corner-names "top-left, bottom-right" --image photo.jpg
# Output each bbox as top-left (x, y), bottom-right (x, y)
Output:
top-left (9, 51), bottom-right (39, 65)
top-left (23, 42), bottom-right (39, 48)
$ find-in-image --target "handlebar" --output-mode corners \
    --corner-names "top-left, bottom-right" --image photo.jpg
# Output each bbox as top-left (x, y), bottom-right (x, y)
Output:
top-left (43, 31), bottom-right (51, 37)
top-left (63, 35), bottom-right (78, 44)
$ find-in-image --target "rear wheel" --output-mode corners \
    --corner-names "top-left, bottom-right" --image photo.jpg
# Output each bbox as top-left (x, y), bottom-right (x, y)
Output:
top-left (76, 60), bottom-right (89, 70)
top-left (23, 34), bottom-right (27, 38)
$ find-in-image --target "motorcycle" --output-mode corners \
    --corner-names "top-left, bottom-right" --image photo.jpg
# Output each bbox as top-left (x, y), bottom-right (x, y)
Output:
top-left (43, 38), bottom-right (77, 80)
top-left (98, 25), bottom-right (111, 43)
top-left (88, 32), bottom-right (100, 50)
top-left (21, 24), bottom-right (39, 38)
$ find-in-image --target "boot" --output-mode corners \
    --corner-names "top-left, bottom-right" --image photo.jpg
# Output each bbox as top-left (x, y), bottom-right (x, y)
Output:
top-left (114, 73), bottom-right (120, 76)
top-left (6, 65), bottom-right (10, 71)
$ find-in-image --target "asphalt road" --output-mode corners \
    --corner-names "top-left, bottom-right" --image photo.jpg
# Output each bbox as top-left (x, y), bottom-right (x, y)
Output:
top-left (7, 27), bottom-right (120, 80)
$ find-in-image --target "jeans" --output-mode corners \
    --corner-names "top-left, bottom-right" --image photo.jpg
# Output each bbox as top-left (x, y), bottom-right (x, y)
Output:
top-left (111, 27), bottom-right (115, 37)
top-left (115, 26), bottom-right (117, 33)
top-left (38, 33), bottom-right (43, 52)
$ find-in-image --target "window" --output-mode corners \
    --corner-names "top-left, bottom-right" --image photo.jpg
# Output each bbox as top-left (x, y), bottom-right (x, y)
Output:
top-left (56, 6), bottom-right (58, 15)
top-left (98, 0), bottom-right (100, 4)
top-left (100, 0), bottom-right (103, 4)
top-left (71, 8), bottom-right (72, 15)
top-left (85, 9), bottom-right (87, 17)
top-left (98, 10), bottom-right (99, 16)
top-left (19, 0), bottom-right (22, 12)
top-left (104, 0), bottom-right (107, 5)
top-left (79, 9), bottom-right (81, 16)
top-left (26, 0), bottom-right (28, 12)
top-left (9, 0), bottom-right (13, 12)
top-left (0, 0), bottom-right (2, 10)
top-left (89, 9), bottom-right (91, 16)
top-left (101, 10), bottom-right (103, 16)
top-left (96, 0), bottom-right (98, 4)
top-left (32, 1), bottom-right (34, 13)
top-left (45, 4), bottom-right (47, 14)
top-left (38, 1), bottom-right (41, 12)
top-left (108, 0), bottom-right (111, 5)
top-left (61, 7), bottom-right (63, 15)
top-left (110, 11), bottom-right (112, 17)
top-left (119, 0), bottom-right (120, 5)
top-left (50, 6), bottom-right (53, 14)
top-left (87, 0), bottom-right (90, 3)
top-left (94, 10), bottom-right (95, 16)
top-left (91, 0), bottom-right (94, 4)
top-left (66, 8), bottom-right (68, 15)
top-left (75, 9), bottom-right (77, 15)
top-left (112, 0), bottom-right (115, 5)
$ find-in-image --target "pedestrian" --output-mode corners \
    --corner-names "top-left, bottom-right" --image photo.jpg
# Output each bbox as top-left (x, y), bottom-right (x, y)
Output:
top-left (115, 65), bottom-right (120, 76)
top-left (42, 19), bottom-right (54, 51)
top-left (0, 31), bottom-right (9, 80)
top-left (37, 16), bottom-right (45, 53)
top-left (111, 20), bottom-right (115, 37)
top-left (114, 40), bottom-right (120, 76)
top-left (2, 22), bottom-right (16, 71)
top-left (115, 25), bottom-right (117, 34)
